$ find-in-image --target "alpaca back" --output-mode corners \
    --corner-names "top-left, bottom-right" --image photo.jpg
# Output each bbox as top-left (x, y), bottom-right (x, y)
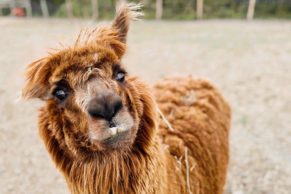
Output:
top-left (154, 76), bottom-right (231, 194)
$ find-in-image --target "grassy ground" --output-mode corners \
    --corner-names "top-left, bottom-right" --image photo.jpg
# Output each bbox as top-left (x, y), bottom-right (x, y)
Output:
top-left (0, 18), bottom-right (290, 194)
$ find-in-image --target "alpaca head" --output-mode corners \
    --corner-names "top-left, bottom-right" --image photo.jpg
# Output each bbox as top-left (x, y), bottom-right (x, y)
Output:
top-left (22, 4), bottom-right (156, 157)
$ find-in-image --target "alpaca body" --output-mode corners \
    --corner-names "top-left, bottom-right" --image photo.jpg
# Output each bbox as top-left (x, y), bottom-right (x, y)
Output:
top-left (23, 3), bottom-right (230, 194)
top-left (155, 77), bottom-right (231, 194)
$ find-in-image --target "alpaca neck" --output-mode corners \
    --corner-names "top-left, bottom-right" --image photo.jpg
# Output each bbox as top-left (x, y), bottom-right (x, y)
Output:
top-left (63, 138), bottom-right (168, 194)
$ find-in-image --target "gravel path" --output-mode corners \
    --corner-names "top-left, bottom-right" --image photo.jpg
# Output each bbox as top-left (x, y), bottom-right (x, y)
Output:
top-left (0, 18), bottom-right (290, 194)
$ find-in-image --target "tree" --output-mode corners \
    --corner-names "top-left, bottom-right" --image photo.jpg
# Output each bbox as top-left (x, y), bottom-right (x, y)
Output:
top-left (91, 0), bottom-right (98, 20)
top-left (247, 0), bottom-right (256, 20)
top-left (118, 0), bottom-right (127, 4)
top-left (26, 0), bottom-right (32, 17)
top-left (196, 0), bottom-right (203, 19)
top-left (116, 0), bottom-right (127, 11)
top-left (156, 0), bottom-right (163, 20)
top-left (66, 0), bottom-right (73, 18)
top-left (141, 0), bottom-right (150, 6)
top-left (40, 0), bottom-right (49, 17)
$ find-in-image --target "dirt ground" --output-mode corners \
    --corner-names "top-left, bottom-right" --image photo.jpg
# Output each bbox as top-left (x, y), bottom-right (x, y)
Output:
top-left (0, 18), bottom-right (290, 194)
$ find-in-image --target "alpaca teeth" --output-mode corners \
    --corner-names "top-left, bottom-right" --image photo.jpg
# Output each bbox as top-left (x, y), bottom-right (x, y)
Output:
top-left (109, 127), bottom-right (118, 136)
top-left (117, 126), bottom-right (128, 133)
top-left (108, 126), bottom-right (128, 137)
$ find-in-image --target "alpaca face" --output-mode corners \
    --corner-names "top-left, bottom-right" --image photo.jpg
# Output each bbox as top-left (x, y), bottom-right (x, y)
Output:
top-left (50, 49), bottom-right (138, 151)
top-left (73, 63), bottom-right (135, 145)
top-left (22, 4), bottom-right (154, 155)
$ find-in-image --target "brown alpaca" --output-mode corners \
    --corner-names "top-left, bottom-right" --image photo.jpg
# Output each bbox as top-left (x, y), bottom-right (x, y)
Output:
top-left (22, 3), bottom-right (231, 194)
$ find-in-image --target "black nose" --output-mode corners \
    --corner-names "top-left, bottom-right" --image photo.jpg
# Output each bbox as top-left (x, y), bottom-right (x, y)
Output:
top-left (88, 93), bottom-right (123, 121)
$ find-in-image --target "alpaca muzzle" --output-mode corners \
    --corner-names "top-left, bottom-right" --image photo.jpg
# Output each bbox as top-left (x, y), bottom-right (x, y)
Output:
top-left (86, 91), bottom-right (134, 145)
top-left (87, 91), bottom-right (123, 122)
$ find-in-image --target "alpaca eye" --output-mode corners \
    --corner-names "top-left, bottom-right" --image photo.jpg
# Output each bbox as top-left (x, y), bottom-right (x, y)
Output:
top-left (115, 72), bottom-right (125, 82)
top-left (53, 88), bottom-right (68, 101)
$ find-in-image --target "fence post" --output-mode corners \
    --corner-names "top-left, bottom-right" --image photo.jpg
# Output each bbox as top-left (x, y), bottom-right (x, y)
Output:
top-left (40, 0), bottom-right (49, 17)
top-left (118, 0), bottom-right (127, 4)
top-left (156, 0), bottom-right (163, 20)
top-left (26, 0), bottom-right (32, 17)
top-left (66, 0), bottom-right (73, 18)
top-left (247, 0), bottom-right (256, 20)
top-left (116, 0), bottom-right (127, 10)
top-left (91, 0), bottom-right (98, 20)
top-left (196, 0), bottom-right (203, 19)
top-left (141, 0), bottom-right (150, 6)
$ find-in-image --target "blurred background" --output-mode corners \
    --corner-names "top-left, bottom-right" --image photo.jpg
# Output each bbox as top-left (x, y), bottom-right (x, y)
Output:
top-left (1, 0), bottom-right (291, 19)
top-left (0, 0), bottom-right (290, 194)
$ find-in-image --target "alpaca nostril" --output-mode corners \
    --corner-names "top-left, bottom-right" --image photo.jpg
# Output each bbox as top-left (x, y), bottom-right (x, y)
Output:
top-left (109, 121), bottom-right (116, 128)
top-left (88, 103), bottom-right (104, 119)
top-left (112, 98), bottom-right (123, 117)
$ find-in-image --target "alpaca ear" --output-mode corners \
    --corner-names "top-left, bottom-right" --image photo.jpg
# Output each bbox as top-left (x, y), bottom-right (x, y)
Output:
top-left (22, 58), bottom-right (51, 100)
top-left (112, 3), bottom-right (143, 43)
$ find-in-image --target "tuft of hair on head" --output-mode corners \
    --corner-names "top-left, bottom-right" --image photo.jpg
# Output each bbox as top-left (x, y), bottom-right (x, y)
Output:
top-left (112, 2), bottom-right (143, 43)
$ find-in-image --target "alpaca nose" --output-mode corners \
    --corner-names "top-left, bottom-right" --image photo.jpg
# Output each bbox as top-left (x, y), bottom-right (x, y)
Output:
top-left (87, 93), bottom-right (123, 121)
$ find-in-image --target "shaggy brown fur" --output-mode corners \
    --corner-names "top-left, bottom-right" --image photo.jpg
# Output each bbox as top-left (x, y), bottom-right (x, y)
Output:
top-left (155, 77), bottom-right (230, 194)
top-left (22, 3), bottom-right (231, 194)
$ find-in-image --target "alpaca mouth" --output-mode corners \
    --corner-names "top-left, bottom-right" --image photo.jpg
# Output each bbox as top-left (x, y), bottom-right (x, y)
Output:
top-left (103, 124), bottom-right (129, 141)
top-left (102, 125), bottom-right (129, 145)
top-left (88, 121), bottom-right (131, 142)
top-left (88, 110), bottom-right (134, 145)
top-left (107, 124), bottom-right (129, 135)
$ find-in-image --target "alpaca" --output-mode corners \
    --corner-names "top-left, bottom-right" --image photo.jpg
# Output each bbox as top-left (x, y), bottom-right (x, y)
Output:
top-left (22, 3), bottom-right (231, 194)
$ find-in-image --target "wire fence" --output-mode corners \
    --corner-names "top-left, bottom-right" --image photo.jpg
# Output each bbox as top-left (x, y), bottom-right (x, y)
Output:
top-left (0, 0), bottom-right (290, 20)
